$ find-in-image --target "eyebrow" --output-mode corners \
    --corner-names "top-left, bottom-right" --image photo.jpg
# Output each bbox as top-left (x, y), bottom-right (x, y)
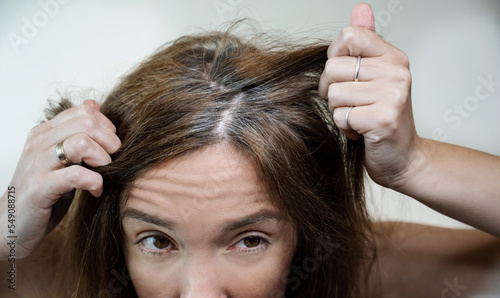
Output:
top-left (220, 210), bottom-right (280, 234)
top-left (122, 208), bottom-right (175, 230)
top-left (121, 208), bottom-right (280, 234)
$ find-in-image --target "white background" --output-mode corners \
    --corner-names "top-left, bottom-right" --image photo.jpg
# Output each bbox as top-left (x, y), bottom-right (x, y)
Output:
top-left (1, 0), bottom-right (499, 228)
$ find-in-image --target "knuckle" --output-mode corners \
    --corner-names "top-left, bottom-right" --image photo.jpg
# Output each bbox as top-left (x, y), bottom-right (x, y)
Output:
top-left (400, 69), bottom-right (412, 86)
top-left (379, 108), bottom-right (399, 131)
top-left (81, 117), bottom-right (98, 133)
top-left (389, 81), bottom-right (410, 106)
top-left (87, 173), bottom-right (103, 192)
top-left (324, 58), bottom-right (336, 74)
top-left (327, 84), bottom-right (341, 103)
top-left (369, 132), bottom-right (384, 145)
top-left (67, 167), bottom-right (85, 184)
top-left (332, 109), bottom-right (343, 126)
top-left (27, 123), bottom-right (43, 140)
top-left (341, 30), bottom-right (355, 46)
top-left (78, 103), bottom-right (94, 116)
top-left (76, 135), bottom-right (93, 155)
top-left (111, 137), bottom-right (122, 152)
top-left (340, 26), bottom-right (358, 43)
top-left (391, 66), bottom-right (412, 86)
top-left (339, 26), bottom-right (367, 51)
top-left (66, 167), bottom-right (102, 191)
top-left (25, 124), bottom-right (45, 152)
top-left (395, 49), bottom-right (410, 67)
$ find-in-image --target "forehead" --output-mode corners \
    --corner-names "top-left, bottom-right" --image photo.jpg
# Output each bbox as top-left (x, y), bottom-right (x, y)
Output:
top-left (125, 143), bottom-right (278, 225)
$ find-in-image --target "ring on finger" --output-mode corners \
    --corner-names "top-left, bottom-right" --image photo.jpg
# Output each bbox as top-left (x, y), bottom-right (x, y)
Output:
top-left (56, 140), bottom-right (76, 166)
top-left (354, 56), bottom-right (361, 82)
top-left (346, 106), bottom-right (354, 131)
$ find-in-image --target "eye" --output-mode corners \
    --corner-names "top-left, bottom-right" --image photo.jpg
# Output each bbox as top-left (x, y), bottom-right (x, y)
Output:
top-left (240, 236), bottom-right (261, 248)
top-left (234, 235), bottom-right (269, 253)
top-left (143, 235), bottom-right (171, 249)
top-left (138, 235), bottom-right (176, 256)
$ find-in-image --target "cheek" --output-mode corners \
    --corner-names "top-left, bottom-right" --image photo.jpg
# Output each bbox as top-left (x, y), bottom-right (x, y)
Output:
top-left (216, 237), bottom-right (297, 297)
top-left (126, 256), bottom-right (291, 298)
top-left (125, 254), bottom-right (181, 298)
top-left (222, 257), bottom-right (291, 298)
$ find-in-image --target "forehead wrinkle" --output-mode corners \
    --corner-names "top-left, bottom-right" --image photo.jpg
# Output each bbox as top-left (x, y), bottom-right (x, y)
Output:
top-left (129, 174), bottom-right (267, 206)
top-left (125, 144), bottom-right (279, 235)
top-left (126, 175), bottom-right (274, 235)
top-left (129, 159), bottom-right (269, 206)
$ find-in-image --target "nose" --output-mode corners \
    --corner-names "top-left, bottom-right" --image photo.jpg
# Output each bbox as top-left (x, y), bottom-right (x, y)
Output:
top-left (181, 255), bottom-right (228, 298)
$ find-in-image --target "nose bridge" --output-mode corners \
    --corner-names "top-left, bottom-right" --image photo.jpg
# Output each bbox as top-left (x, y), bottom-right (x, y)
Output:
top-left (181, 251), bottom-right (226, 298)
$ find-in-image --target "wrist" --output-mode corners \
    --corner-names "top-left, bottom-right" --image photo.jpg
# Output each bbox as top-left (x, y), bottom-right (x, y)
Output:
top-left (390, 137), bottom-right (435, 195)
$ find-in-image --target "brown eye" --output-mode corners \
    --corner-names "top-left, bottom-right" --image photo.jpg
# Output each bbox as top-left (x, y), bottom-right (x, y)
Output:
top-left (243, 236), bottom-right (261, 248)
top-left (153, 236), bottom-right (170, 249)
top-left (142, 235), bottom-right (172, 250)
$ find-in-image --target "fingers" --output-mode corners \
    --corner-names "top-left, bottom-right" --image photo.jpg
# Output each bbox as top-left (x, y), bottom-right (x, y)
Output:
top-left (47, 166), bottom-right (104, 199)
top-left (52, 115), bottom-right (122, 154)
top-left (4, 99), bottom-right (117, 258)
top-left (83, 99), bottom-right (101, 111)
top-left (53, 133), bottom-right (113, 167)
top-left (327, 26), bottom-right (389, 59)
top-left (36, 100), bottom-right (121, 164)
top-left (350, 3), bottom-right (375, 31)
top-left (320, 57), bottom-right (410, 107)
top-left (27, 100), bottom-right (121, 198)
top-left (333, 106), bottom-right (362, 141)
top-left (327, 75), bottom-right (410, 138)
top-left (319, 2), bottom-right (411, 143)
top-left (319, 56), bottom-right (378, 98)
top-left (327, 4), bottom-right (380, 58)
top-left (333, 103), bottom-right (403, 142)
top-left (48, 100), bottom-right (117, 133)
top-left (326, 82), bottom-right (377, 113)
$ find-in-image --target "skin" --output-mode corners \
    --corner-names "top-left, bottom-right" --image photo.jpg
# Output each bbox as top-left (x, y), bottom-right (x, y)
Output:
top-left (121, 143), bottom-right (297, 297)
top-left (0, 100), bottom-right (121, 258)
top-left (368, 222), bottom-right (500, 297)
top-left (1, 3), bottom-right (499, 296)
top-left (319, 3), bottom-right (416, 190)
top-left (328, 3), bottom-right (500, 237)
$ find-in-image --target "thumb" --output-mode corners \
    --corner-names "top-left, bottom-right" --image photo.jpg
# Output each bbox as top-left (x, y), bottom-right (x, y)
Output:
top-left (350, 3), bottom-right (375, 32)
top-left (83, 99), bottom-right (101, 111)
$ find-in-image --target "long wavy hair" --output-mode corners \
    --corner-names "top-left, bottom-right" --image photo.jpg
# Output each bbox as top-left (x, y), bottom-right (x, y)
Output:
top-left (46, 26), bottom-right (374, 297)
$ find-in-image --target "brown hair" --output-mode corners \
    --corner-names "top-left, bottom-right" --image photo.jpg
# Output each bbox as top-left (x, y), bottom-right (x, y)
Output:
top-left (48, 27), bottom-right (374, 297)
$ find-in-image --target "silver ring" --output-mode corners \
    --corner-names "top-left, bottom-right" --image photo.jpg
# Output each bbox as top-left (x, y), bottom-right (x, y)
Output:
top-left (354, 56), bottom-right (361, 82)
top-left (56, 140), bottom-right (75, 166)
top-left (346, 106), bottom-right (354, 131)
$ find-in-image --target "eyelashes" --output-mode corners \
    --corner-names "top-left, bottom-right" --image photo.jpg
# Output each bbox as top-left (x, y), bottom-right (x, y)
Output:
top-left (135, 233), bottom-right (270, 257)
top-left (140, 235), bottom-right (174, 252)
top-left (233, 235), bottom-right (269, 254)
top-left (135, 233), bottom-right (175, 257)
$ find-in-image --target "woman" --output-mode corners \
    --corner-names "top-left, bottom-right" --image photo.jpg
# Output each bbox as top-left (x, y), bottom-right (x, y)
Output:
top-left (1, 4), bottom-right (499, 298)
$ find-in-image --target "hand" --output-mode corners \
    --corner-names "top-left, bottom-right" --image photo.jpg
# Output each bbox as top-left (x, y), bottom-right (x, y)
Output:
top-left (0, 100), bottom-right (121, 259)
top-left (318, 3), bottom-right (420, 188)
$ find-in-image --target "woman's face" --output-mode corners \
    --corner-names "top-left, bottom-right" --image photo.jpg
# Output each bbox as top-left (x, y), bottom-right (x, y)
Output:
top-left (121, 143), bottom-right (297, 297)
